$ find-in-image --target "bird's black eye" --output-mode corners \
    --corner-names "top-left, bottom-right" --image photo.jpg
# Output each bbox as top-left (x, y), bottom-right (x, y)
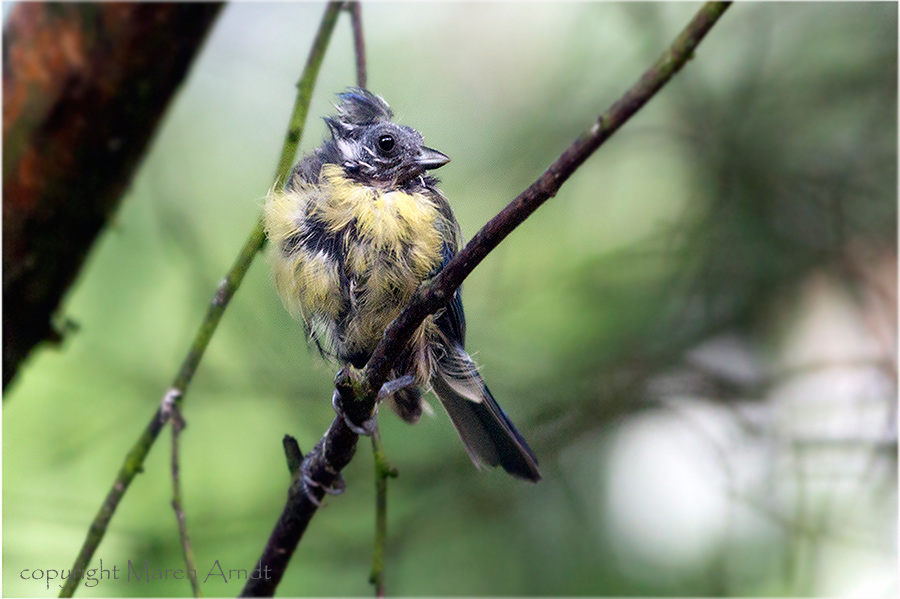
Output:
top-left (377, 134), bottom-right (395, 153)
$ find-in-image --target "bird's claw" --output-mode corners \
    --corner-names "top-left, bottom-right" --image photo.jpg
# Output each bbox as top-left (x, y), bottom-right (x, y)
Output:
top-left (300, 470), bottom-right (345, 507)
top-left (332, 389), bottom-right (378, 436)
top-left (300, 474), bottom-right (324, 507)
top-left (333, 365), bottom-right (350, 386)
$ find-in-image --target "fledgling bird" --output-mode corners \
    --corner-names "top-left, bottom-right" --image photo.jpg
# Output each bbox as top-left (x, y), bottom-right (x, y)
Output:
top-left (265, 88), bottom-right (540, 482)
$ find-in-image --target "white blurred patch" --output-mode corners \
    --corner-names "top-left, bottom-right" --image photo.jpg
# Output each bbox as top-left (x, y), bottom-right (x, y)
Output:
top-left (604, 266), bottom-right (897, 595)
top-left (604, 404), bottom-right (735, 569)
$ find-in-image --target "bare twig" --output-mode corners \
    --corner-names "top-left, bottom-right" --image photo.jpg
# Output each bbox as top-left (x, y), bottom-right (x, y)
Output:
top-left (347, 2), bottom-right (368, 89)
top-left (344, 4), bottom-right (394, 594)
top-left (242, 2), bottom-right (733, 596)
top-left (60, 389), bottom-right (180, 598)
top-left (171, 407), bottom-right (202, 597)
top-left (58, 4), bottom-right (344, 597)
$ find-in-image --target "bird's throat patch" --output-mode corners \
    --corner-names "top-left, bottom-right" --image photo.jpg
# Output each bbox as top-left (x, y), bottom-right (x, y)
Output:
top-left (318, 164), bottom-right (443, 278)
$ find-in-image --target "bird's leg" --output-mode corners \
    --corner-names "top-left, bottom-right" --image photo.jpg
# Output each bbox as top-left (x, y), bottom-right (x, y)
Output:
top-left (332, 366), bottom-right (378, 436)
top-left (376, 373), bottom-right (416, 402)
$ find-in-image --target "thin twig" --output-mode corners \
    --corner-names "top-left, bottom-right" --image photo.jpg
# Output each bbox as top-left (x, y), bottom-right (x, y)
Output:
top-left (347, 2), bottom-right (367, 89)
top-left (171, 407), bottom-right (203, 597)
top-left (242, 3), bottom-right (733, 596)
top-left (59, 233), bottom-right (263, 599)
top-left (58, 3), bottom-right (344, 597)
top-left (60, 398), bottom-right (172, 598)
top-left (369, 427), bottom-right (396, 598)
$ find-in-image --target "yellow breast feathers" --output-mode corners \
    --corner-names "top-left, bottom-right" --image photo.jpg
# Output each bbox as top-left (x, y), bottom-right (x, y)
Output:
top-left (316, 164), bottom-right (443, 272)
top-left (264, 164), bottom-right (445, 351)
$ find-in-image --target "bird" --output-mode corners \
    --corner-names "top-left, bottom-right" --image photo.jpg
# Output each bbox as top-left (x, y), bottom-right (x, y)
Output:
top-left (264, 88), bottom-right (540, 482)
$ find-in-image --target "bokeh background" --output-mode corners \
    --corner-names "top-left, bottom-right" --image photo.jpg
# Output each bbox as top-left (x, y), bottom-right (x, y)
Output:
top-left (3, 2), bottom-right (897, 597)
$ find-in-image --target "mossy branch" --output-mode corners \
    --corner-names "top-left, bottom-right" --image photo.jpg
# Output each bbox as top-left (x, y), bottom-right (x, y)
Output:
top-left (275, 3), bottom-right (344, 187)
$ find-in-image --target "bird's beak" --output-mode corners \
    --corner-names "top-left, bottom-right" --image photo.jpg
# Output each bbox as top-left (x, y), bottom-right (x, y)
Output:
top-left (417, 146), bottom-right (450, 170)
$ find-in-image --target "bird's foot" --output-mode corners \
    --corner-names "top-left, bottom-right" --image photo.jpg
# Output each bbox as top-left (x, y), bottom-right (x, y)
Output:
top-left (332, 388), bottom-right (378, 436)
top-left (299, 467), bottom-right (346, 507)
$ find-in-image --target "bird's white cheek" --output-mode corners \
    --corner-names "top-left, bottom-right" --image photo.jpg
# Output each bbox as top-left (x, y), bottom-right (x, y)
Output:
top-left (336, 139), bottom-right (360, 162)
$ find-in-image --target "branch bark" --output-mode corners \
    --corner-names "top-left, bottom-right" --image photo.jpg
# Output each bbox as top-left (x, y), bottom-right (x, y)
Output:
top-left (2, 2), bottom-right (223, 391)
top-left (242, 2), bottom-right (733, 596)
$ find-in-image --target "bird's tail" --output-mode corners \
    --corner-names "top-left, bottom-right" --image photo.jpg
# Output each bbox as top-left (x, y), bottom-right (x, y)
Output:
top-left (430, 343), bottom-right (541, 482)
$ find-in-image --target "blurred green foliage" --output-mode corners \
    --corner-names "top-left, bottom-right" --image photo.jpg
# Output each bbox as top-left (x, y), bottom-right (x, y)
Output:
top-left (4, 3), bottom-right (896, 597)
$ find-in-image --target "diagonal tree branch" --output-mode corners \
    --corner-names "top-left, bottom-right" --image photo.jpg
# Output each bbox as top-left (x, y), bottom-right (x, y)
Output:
top-left (3, 3), bottom-right (223, 392)
top-left (58, 4), bottom-right (344, 597)
top-left (366, 0), bottom-right (733, 392)
top-left (241, 2), bottom-right (732, 596)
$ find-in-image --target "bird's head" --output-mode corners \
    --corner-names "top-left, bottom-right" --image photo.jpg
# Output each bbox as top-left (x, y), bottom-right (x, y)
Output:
top-left (323, 88), bottom-right (449, 186)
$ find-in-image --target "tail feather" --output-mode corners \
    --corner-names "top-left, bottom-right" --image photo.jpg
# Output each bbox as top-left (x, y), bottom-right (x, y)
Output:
top-left (431, 345), bottom-right (541, 482)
